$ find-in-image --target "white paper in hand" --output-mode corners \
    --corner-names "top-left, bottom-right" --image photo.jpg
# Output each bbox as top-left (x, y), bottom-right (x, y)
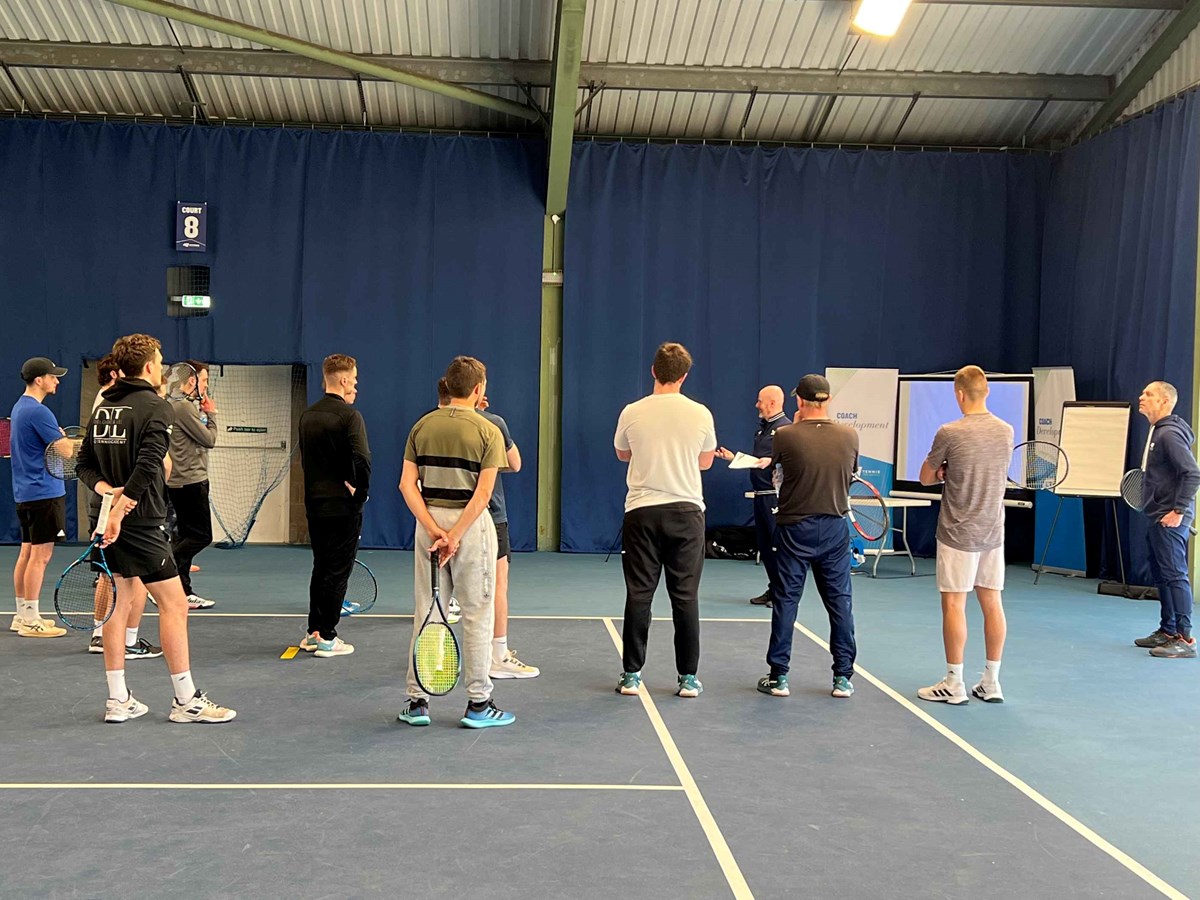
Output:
top-left (728, 452), bottom-right (764, 470)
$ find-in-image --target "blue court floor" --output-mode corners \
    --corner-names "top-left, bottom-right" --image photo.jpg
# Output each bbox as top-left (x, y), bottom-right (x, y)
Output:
top-left (0, 545), bottom-right (1195, 899)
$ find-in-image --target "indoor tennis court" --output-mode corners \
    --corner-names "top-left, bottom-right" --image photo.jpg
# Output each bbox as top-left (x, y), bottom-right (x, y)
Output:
top-left (4, 1), bottom-right (1200, 898)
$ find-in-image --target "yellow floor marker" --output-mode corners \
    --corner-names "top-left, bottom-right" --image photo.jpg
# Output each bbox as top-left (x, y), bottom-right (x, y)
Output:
top-left (279, 646), bottom-right (299, 660)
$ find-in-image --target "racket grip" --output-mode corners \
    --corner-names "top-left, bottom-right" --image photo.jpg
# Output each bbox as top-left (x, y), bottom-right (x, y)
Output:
top-left (429, 548), bottom-right (439, 593)
top-left (95, 491), bottom-right (114, 536)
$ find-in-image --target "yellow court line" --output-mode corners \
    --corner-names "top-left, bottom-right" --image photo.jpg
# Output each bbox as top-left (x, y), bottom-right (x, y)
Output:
top-left (602, 617), bottom-right (753, 900)
top-left (792, 622), bottom-right (1187, 900)
top-left (0, 782), bottom-right (686, 792)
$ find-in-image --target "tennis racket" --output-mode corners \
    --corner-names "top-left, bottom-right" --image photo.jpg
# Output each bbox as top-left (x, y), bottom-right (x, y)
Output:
top-left (1120, 469), bottom-right (1145, 511)
top-left (44, 425), bottom-right (84, 481)
top-left (413, 549), bottom-right (461, 696)
top-left (0, 417), bottom-right (10, 458)
top-left (847, 475), bottom-right (889, 542)
top-left (166, 362), bottom-right (200, 402)
top-left (340, 558), bottom-right (378, 617)
top-left (1008, 440), bottom-right (1069, 491)
top-left (54, 492), bottom-right (117, 631)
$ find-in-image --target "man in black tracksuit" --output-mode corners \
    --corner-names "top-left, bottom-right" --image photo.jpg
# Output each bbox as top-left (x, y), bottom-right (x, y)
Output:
top-left (298, 354), bottom-right (371, 658)
top-left (76, 333), bottom-right (235, 725)
top-left (1134, 380), bottom-right (1200, 659)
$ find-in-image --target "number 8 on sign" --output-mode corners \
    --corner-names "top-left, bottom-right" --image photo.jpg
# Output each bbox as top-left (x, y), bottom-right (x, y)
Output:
top-left (183, 216), bottom-right (199, 239)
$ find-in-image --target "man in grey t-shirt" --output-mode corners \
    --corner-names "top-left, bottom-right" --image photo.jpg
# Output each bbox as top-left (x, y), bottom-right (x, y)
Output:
top-left (917, 366), bottom-right (1013, 706)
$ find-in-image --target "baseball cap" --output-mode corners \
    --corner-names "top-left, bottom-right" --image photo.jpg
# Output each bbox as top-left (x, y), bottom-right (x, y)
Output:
top-left (21, 357), bottom-right (68, 382)
top-left (791, 374), bottom-right (831, 402)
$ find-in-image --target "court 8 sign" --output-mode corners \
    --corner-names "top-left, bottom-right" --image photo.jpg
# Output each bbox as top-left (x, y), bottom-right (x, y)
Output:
top-left (175, 202), bottom-right (208, 252)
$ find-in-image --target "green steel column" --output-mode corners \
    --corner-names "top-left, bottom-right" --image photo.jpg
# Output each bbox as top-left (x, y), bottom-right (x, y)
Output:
top-left (537, 0), bottom-right (587, 550)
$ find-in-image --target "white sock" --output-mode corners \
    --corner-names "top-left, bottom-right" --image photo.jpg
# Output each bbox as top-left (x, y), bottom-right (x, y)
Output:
top-left (125, 627), bottom-right (138, 648)
top-left (983, 659), bottom-right (1002, 685)
top-left (92, 622), bottom-right (103, 638)
top-left (946, 663), bottom-right (964, 686)
top-left (171, 670), bottom-right (196, 703)
top-left (18, 598), bottom-right (36, 620)
top-left (492, 636), bottom-right (508, 663)
top-left (14, 597), bottom-right (24, 617)
top-left (106, 669), bottom-right (129, 702)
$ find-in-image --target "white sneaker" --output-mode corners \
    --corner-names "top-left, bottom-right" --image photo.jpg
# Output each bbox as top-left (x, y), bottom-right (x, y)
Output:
top-left (917, 678), bottom-right (969, 705)
top-left (105, 694), bottom-right (150, 723)
top-left (490, 649), bottom-right (540, 679)
top-left (447, 597), bottom-right (461, 625)
top-left (971, 681), bottom-right (1004, 703)
top-left (169, 690), bottom-right (237, 724)
top-left (314, 637), bottom-right (354, 658)
top-left (187, 594), bottom-right (216, 610)
top-left (16, 617), bottom-right (66, 638)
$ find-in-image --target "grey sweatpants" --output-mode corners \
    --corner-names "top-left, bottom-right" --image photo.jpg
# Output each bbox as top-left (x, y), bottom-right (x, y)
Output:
top-left (406, 506), bottom-right (497, 703)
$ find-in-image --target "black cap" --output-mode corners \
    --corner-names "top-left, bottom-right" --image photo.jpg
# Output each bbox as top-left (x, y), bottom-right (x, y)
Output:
top-left (791, 374), bottom-right (831, 402)
top-left (21, 357), bottom-right (68, 383)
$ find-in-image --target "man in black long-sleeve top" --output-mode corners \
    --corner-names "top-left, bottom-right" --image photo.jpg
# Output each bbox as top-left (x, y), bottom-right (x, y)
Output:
top-left (298, 354), bottom-right (371, 658)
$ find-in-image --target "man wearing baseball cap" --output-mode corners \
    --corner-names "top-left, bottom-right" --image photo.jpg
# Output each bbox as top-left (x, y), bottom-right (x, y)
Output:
top-left (9, 357), bottom-right (74, 638)
top-left (757, 374), bottom-right (860, 700)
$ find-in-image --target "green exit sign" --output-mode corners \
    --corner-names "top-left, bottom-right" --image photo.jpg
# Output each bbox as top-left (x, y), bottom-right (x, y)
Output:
top-left (180, 295), bottom-right (211, 309)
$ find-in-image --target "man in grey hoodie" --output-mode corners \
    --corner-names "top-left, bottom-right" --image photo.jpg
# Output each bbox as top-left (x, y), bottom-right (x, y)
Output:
top-left (167, 361), bottom-right (218, 610)
top-left (1134, 381), bottom-right (1200, 659)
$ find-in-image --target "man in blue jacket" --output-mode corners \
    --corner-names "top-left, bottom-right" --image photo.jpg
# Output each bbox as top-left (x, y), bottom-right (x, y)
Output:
top-left (1134, 381), bottom-right (1200, 659)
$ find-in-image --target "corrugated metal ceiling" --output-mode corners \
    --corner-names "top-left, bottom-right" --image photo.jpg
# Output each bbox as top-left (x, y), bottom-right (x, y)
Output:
top-left (0, 0), bottom-right (1189, 145)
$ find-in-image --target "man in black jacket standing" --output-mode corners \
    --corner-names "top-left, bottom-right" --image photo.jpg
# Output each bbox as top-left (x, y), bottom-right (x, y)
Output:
top-left (76, 333), bottom-right (236, 725)
top-left (298, 354), bottom-right (371, 659)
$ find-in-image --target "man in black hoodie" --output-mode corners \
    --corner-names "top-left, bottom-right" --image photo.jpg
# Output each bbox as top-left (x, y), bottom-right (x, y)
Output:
top-left (1134, 381), bottom-right (1200, 659)
top-left (297, 354), bottom-right (371, 658)
top-left (76, 334), bottom-right (237, 724)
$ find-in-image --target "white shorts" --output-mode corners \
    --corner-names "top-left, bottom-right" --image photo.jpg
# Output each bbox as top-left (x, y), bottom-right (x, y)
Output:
top-left (936, 542), bottom-right (1005, 593)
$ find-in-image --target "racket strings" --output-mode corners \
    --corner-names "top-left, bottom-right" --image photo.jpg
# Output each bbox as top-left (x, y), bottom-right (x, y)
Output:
top-left (414, 624), bottom-right (459, 694)
top-left (55, 564), bottom-right (114, 630)
top-left (1022, 444), bottom-right (1063, 490)
top-left (849, 482), bottom-right (889, 541)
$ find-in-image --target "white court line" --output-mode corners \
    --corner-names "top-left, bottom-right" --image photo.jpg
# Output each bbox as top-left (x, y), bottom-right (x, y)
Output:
top-left (0, 782), bottom-right (684, 792)
top-left (792, 622), bottom-right (1187, 900)
top-left (128, 613), bottom-right (768, 622)
top-left (602, 617), bottom-right (753, 900)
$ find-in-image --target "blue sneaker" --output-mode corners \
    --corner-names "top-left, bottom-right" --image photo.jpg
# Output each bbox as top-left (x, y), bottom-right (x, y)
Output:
top-left (831, 676), bottom-right (854, 698)
top-left (757, 674), bottom-right (790, 697)
top-left (676, 674), bottom-right (703, 698)
top-left (398, 698), bottom-right (430, 726)
top-left (616, 672), bottom-right (642, 695)
top-left (461, 699), bottom-right (515, 729)
top-left (299, 632), bottom-right (320, 653)
top-left (340, 600), bottom-right (361, 617)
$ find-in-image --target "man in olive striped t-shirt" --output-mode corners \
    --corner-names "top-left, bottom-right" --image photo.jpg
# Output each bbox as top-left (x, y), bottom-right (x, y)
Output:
top-left (398, 356), bottom-right (515, 729)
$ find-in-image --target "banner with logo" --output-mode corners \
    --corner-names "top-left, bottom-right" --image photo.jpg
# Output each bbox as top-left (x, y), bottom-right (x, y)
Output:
top-left (1033, 367), bottom-right (1087, 575)
top-left (827, 368), bottom-right (899, 551)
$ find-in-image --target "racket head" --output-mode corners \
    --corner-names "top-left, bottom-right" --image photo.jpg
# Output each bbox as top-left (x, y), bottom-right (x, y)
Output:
top-left (413, 623), bottom-right (461, 695)
top-left (848, 477), bottom-right (889, 542)
top-left (1120, 468), bottom-right (1145, 510)
top-left (54, 546), bottom-right (117, 631)
top-left (1009, 441), bottom-right (1069, 491)
top-left (340, 559), bottom-right (378, 617)
top-left (0, 417), bottom-right (9, 458)
top-left (44, 427), bottom-right (84, 481)
top-left (166, 362), bottom-right (200, 402)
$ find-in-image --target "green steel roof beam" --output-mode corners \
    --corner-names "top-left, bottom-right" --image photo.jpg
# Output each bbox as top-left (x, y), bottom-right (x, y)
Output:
top-left (101, 0), bottom-right (539, 123)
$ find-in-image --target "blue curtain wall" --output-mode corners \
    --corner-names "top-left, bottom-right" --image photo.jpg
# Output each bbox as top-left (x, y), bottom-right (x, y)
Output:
top-left (0, 120), bottom-right (546, 550)
top-left (561, 142), bottom-right (1049, 552)
top-left (1040, 90), bottom-right (1200, 583)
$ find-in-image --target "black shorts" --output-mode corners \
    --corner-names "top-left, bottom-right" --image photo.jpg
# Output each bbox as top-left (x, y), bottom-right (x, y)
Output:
top-left (16, 496), bottom-right (66, 545)
top-left (104, 523), bottom-right (178, 584)
top-left (495, 521), bottom-right (511, 561)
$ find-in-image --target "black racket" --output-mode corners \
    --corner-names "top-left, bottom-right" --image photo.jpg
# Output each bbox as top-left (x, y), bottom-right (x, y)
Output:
top-left (1008, 440), bottom-right (1069, 491)
top-left (0, 417), bottom-right (10, 458)
top-left (413, 549), bottom-right (461, 696)
top-left (44, 425), bottom-right (84, 481)
top-left (847, 475), bottom-right (889, 542)
top-left (166, 362), bottom-right (201, 402)
top-left (340, 558), bottom-right (378, 617)
top-left (1120, 469), bottom-right (1145, 511)
top-left (54, 492), bottom-right (117, 631)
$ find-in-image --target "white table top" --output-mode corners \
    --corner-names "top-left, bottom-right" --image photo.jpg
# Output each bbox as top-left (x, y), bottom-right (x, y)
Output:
top-left (743, 491), bottom-right (932, 508)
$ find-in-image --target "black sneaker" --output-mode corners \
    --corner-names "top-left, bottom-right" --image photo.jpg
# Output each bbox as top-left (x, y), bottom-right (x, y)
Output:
top-left (1134, 630), bottom-right (1175, 648)
top-left (749, 590), bottom-right (773, 607)
top-left (88, 635), bottom-right (104, 654)
top-left (124, 638), bottom-right (164, 660)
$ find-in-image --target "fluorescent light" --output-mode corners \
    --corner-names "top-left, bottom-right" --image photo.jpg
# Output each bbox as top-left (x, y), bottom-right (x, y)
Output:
top-left (852, 0), bottom-right (913, 37)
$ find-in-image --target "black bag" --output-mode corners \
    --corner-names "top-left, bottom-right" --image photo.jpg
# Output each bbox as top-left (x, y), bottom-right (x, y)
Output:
top-left (705, 526), bottom-right (757, 560)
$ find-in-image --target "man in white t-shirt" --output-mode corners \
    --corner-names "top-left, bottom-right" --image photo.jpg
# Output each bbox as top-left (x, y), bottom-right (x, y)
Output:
top-left (613, 342), bottom-right (718, 699)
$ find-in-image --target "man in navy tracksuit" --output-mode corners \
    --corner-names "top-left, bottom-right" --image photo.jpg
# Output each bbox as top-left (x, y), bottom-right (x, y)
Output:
top-left (1133, 381), bottom-right (1200, 659)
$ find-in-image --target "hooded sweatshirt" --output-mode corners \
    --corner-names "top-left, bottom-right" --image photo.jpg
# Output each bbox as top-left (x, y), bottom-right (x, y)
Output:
top-left (76, 378), bottom-right (173, 524)
top-left (1143, 414), bottom-right (1200, 520)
